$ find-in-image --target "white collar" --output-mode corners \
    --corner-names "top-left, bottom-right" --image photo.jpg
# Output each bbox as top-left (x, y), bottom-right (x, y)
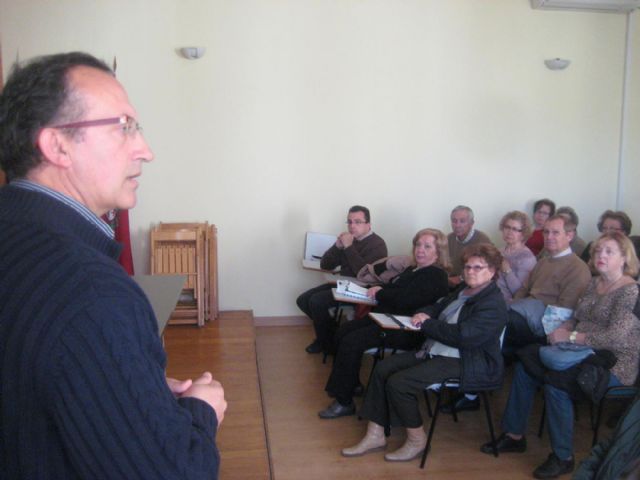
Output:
top-left (456, 228), bottom-right (475, 244)
top-left (552, 247), bottom-right (573, 259)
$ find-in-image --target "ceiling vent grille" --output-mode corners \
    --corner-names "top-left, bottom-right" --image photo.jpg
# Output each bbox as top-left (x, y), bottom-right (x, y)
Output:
top-left (531, 0), bottom-right (640, 13)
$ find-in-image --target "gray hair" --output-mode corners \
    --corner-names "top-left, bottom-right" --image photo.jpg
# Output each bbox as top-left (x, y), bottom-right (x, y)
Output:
top-left (451, 205), bottom-right (474, 222)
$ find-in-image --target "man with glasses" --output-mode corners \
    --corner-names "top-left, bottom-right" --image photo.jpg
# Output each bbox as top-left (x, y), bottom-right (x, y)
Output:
top-left (0, 52), bottom-right (225, 479)
top-left (297, 205), bottom-right (387, 354)
top-left (504, 214), bottom-right (591, 352)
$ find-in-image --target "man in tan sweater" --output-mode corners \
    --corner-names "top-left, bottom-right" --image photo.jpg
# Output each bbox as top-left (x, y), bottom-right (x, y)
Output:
top-left (504, 214), bottom-right (591, 351)
top-left (447, 205), bottom-right (493, 287)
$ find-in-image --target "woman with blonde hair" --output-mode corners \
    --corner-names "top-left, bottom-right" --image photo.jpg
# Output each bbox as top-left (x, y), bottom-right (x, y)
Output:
top-left (318, 228), bottom-right (450, 419)
top-left (484, 232), bottom-right (640, 479)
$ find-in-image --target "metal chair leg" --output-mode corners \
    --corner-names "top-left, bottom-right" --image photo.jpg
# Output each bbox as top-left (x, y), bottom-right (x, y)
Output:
top-left (480, 391), bottom-right (498, 457)
top-left (450, 390), bottom-right (459, 423)
top-left (424, 389), bottom-right (433, 418)
top-left (322, 304), bottom-right (344, 364)
top-left (538, 400), bottom-right (546, 438)
top-left (592, 397), bottom-right (606, 446)
top-left (420, 388), bottom-right (443, 469)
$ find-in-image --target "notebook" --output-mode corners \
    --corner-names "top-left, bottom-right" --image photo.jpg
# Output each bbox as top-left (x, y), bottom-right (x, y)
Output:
top-left (133, 274), bottom-right (187, 335)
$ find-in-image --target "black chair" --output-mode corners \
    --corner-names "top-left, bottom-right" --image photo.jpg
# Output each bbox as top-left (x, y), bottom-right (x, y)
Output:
top-left (590, 371), bottom-right (639, 446)
top-left (420, 328), bottom-right (506, 469)
top-left (420, 379), bottom-right (500, 469)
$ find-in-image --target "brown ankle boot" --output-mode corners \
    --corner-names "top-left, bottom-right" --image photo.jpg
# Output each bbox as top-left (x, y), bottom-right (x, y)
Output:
top-left (384, 426), bottom-right (427, 462)
top-left (341, 422), bottom-right (386, 457)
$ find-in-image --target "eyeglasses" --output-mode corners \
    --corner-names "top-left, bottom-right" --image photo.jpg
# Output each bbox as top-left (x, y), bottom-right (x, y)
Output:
top-left (463, 264), bottom-right (489, 272)
top-left (50, 115), bottom-right (142, 137)
top-left (346, 220), bottom-right (367, 225)
top-left (502, 225), bottom-right (523, 233)
top-left (601, 226), bottom-right (623, 233)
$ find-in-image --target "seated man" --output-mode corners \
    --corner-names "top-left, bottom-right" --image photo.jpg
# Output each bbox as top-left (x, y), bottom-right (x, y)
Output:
top-left (296, 205), bottom-right (387, 354)
top-left (539, 206), bottom-right (587, 258)
top-left (504, 214), bottom-right (591, 352)
top-left (556, 206), bottom-right (587, 257)
top-left (447, 205), bottom-right (492, 288)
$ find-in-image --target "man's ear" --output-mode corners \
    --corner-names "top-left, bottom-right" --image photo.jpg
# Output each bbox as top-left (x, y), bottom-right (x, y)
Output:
top-left (35, 128), bottom-right (73, 168)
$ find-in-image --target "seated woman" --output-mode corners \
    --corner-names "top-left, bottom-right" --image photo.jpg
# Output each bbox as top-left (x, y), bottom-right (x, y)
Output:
top-left (444, 211), bottom-right (537, 415)
top-left (341, 243), bottom-right (507, 461)
top-left (318, 228), bottom-right (449, 419)
top-left (525, 198), bottom-right (556, 256)
top-left (482, 232), bottom-right (640, 479)
top-left (581, 210), bottom-right (633, 264)
top-left (497, 210), bottom-right (537, 302)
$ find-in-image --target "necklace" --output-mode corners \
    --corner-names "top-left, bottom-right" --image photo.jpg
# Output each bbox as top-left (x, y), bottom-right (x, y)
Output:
top-left (596, 274), bottom-right (625, 295)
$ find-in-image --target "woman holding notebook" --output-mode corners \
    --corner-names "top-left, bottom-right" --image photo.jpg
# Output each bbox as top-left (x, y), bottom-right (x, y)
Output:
top-left (341, 243), bottom-right (507, 462)
top-left (318, 228), bottom-right (449, 420)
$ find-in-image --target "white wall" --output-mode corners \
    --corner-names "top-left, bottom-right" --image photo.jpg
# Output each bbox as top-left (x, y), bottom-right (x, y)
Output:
top-left (622, 11), bottom-right (640, 223)
top-left (0, 1), bottom-right (635, 316)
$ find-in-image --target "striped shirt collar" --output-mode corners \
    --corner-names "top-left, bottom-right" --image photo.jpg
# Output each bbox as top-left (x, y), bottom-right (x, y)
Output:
top-left (11, 179), bottom-right (114, 239)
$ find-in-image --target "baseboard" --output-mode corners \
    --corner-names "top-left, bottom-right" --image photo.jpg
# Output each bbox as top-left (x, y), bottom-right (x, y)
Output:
top-left (254, 315), bottom-right (310, 327)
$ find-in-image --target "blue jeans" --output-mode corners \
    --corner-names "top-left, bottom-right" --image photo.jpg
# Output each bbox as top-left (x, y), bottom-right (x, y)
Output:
top-left (539, 344), bottom-right (595, 371)
top-left (502, 362), bottom-right (621, 460)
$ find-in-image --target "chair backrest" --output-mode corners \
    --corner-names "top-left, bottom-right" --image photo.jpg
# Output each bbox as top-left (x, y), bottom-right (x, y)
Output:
top-left (632, 283), bottom-right (640, 319)
top-left (426, 326), bottom-right (506, 392)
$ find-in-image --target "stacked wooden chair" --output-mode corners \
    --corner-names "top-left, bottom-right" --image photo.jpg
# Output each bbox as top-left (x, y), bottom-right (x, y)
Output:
top-left (150, 222), bottom-right (218, 326)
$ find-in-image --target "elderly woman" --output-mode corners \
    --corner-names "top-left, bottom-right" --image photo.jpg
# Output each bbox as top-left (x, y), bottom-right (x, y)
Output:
top-left (483, 232), bottom-right (640, 479)
top-left (497, 211), bottom-right (536, 302)
top-left (525, 198), bottom-right (556, 256)
top-left (342, 243), bottom-right (507, 462)
top-left (445, 212), bottom-right (536, 415)
top-left (581, 210), bottom-right (634, 264)
top-left (319, 228), bottom-right (449, 419)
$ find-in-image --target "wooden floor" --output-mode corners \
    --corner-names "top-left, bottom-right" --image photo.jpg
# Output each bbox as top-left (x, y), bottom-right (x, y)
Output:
top-left (164, 311), bottom-right (271, 480)
top-left (256, 325), bottom-right (608, 480)
top-left (163, 313), bottom-right (618, 480)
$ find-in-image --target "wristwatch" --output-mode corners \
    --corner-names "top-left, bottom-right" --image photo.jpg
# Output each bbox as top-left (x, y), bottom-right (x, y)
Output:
top-left (569, 331), bottom-right (578, 344)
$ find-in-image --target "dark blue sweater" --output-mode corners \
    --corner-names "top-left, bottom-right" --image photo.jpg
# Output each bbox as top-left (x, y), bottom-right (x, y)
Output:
top-left (0, 185), bottom-right (219, 479)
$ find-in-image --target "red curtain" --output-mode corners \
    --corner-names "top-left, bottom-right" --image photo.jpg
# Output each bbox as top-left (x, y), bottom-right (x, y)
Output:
top-left (102, 209), bottom-right (135, 275)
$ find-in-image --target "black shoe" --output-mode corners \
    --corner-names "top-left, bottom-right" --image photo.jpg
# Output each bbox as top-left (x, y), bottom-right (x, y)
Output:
top-left (441, 395), bottom-right (480, 414)
top-left (352, 383), bottom-right (365, 397)
top-left (480, 433), bottom-right (527, 455)
top-left (305, 340), bottom-right (323, 354)
top-left (318, 400), bottom-right (355, 419)
top-left (533, 453), bottom-right (574, 479)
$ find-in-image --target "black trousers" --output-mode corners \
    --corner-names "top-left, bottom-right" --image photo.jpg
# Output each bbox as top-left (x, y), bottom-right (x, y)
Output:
top-left (296, 283), bottom-right (337, 347)
top-left (503, 309), bottom-right (547, 356)
top-left (359, 352), bottom-right (461, 429)
top-left (324, 318), bottom-right (423, 405)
